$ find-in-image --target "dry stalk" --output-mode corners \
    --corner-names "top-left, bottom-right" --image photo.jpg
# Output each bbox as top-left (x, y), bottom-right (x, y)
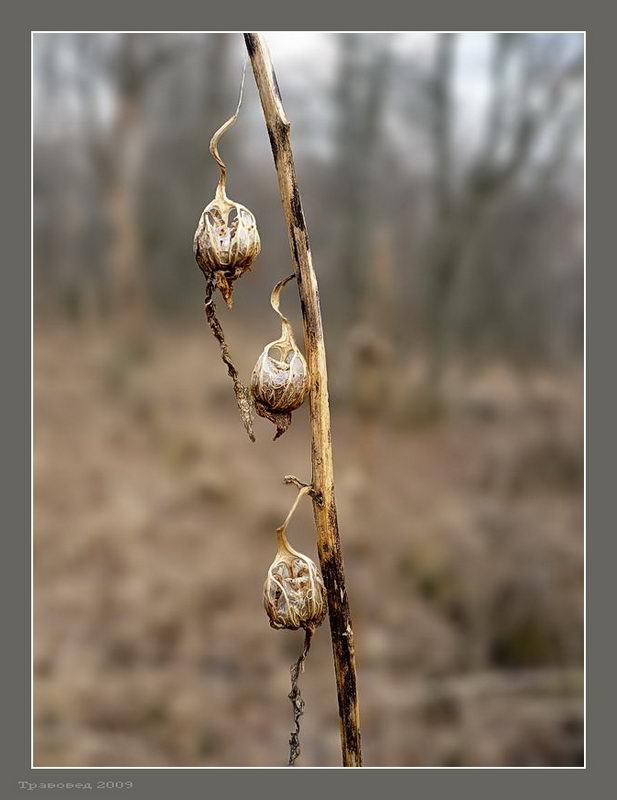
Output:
top-left (245, 32), bottom-right (363, 767)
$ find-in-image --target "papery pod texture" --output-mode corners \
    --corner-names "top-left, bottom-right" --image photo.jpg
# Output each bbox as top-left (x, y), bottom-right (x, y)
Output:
top-left (250, 273), bottom-right (310, 414)
top-left (264, 546), bottom-right (326, 631)
top-left (193, 197), bottom-right (260, 307)
top-left (251, 340), bottom-right (309, 413)
top-left (263, 486), bottom-right (326, 631)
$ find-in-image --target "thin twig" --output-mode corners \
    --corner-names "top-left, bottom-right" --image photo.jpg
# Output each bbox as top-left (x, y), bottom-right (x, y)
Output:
top-left (283, 475), bottom-right (323, 505)
top-left (203, 276), bottom-right (255, 442)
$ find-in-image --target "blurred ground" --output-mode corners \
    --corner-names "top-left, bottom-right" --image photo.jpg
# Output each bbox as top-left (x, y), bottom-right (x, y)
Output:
top-left (33, 320), bottom-right (583, 767)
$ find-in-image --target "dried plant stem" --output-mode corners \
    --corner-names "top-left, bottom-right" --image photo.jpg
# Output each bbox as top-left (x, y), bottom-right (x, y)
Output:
top-left (288, 627), bottom-right (313, 766)
top-left (245, 32), bottom-right (363, 767)
top-left (203, 276), bottom-right (255, 442)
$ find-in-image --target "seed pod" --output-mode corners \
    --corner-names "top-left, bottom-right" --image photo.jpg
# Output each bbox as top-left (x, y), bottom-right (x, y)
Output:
top-left (251, 274), bottom-right (310, 439)
top-left (263, 487), bottom-right (326, 631)
top-left (194, 64), bottom-right (260, 308)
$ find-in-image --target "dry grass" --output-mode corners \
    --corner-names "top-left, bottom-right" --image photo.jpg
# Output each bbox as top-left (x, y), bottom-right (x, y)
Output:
top-left (34, 321), bottom-right (583, 766)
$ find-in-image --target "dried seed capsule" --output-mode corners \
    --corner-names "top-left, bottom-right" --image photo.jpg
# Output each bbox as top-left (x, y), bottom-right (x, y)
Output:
top-left (251, 274), bottom-right (310, 439)
top-left (194, 194), bottom-right (260, 309)
top-left (194, 64), bottom-right (260, 308)
top-left (263, 487), bottom-right (326, 631)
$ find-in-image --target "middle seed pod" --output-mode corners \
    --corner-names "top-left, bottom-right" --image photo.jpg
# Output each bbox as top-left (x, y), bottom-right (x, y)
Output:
top-left (251, 274), bottom-right (310, 439)
top-left (263, 486), bottom-right (327, 631)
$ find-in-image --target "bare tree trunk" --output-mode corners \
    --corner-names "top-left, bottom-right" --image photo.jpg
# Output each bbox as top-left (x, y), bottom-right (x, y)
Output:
top-left (107, 35), bottom-right (149, 350)
top-left (431, 33), bottom-right (456, 222)
top-left (244, 32), bottom-right (363, 767)
top-left (334, 34), bottom-right (391, 322)
top-left (418, 33), bottom-right (581, 418)
top-left (346, 226), bottom-right (395, 510)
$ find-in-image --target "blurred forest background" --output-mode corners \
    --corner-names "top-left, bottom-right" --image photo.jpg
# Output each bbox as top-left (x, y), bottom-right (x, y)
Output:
top-left (33, 32), bottom-right (584, 767)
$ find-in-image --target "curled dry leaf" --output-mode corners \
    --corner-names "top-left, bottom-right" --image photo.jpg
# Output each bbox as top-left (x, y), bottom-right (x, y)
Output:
top-left (252, 400), bottom-right (292, 441)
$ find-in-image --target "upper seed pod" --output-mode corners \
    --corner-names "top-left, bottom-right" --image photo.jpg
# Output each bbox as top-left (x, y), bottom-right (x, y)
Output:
top-left (194, 64), bottom-right (260, 308)
top-left (263, 487), bottom-right (327, 631)
top-left (251, 274), bottom-right (310, 439)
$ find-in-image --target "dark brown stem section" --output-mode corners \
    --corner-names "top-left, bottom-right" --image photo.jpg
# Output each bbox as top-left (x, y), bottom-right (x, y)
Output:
top-left (244, 32), bottom-right (362, 767)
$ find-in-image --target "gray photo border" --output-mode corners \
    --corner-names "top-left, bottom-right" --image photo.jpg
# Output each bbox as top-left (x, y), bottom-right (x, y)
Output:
top-left (2, 0), bottom-right (606, 797)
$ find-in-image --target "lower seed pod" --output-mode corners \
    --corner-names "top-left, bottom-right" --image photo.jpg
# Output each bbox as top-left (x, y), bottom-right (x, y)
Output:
top-left (263, 486), bottom-right (326, 631)
top-left (251, 274), bottom-right (310, 439)
top-left (264, 484), bottom-right (327, 766)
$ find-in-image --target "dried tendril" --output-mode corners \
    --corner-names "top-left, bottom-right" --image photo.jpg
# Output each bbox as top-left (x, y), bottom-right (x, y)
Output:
top-left (251, 274), bottom-right (310, 439)
top-left (288, 627), bottom-right (313, 766)
top-left (203, 277), bottom-right (254, 442)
